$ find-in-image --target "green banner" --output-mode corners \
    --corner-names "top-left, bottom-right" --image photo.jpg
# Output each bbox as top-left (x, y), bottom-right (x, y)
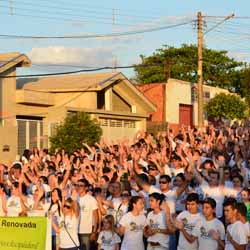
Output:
top-left (0, 217), bottom-right (47, 250)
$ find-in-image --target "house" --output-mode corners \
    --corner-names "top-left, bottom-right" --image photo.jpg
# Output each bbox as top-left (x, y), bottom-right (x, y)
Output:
top-left (0, 53), bottom-right (31, 162)
top-left (0, 52), bottom-right (156, 162)
top-left (138, 78), bottom-right (231, 133)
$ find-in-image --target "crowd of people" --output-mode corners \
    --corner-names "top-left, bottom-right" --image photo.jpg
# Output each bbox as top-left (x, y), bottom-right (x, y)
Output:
top-left (1, 121), bottom-right (250, 250)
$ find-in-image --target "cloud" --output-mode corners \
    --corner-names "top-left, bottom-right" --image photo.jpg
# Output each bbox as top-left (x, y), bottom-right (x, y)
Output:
top-left (28, 46), bottom-right (116, 67)
top-left (227, 51), bottom-right (250, 61)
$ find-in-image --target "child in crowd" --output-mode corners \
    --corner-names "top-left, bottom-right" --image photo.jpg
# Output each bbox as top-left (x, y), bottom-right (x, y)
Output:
top-left (97, 214), bottom-right (121, 250)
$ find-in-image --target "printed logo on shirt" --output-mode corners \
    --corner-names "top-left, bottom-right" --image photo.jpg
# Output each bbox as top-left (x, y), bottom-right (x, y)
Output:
top-left (149, 219), bottom-right (160, 229)
top-left (8, 200), bottom-right (18, 207)
top-left (80, 204), bottom-right (85, 211)
top-left (200, 226), bottom-right (210, 239)
top-left (101, 235), bottom-right (112, 246)
top-left (182, 218), bottom-right (194, 232)
top-left (129, 222), bottom-right (144, 232)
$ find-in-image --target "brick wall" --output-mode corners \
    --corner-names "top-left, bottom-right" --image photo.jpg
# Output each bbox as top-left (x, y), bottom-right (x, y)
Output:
top-left (137, 83), bottom-right (164, 122)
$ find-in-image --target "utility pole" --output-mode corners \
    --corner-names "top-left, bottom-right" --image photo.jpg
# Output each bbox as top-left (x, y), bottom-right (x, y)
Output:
top-left (10, 0), bottom-right (14, 15)
top-left (112, 8), bottom-right (117, 72)
top-left (162, 60), bottom-right (172, 130)
top-left (197, 11), bottom-right (203, 128)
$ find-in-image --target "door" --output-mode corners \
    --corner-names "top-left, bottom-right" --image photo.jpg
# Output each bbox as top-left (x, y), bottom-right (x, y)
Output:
top-left (179, 104), bottom-right (193, 127)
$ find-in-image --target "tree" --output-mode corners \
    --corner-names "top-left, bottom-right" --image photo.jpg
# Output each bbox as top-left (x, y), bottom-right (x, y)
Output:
top-left (134, 44), bottom-right (242, 90)
top-left (239, 67), bottom-right (250, 106)
top-left (204, 93), bottom-right (246, 121)
top-left (50, 112), bottom-right (102, 154)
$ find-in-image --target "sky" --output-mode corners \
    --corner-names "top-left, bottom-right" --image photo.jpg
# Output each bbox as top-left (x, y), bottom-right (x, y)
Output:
top-left (2, 0), bottom-right (250, 78)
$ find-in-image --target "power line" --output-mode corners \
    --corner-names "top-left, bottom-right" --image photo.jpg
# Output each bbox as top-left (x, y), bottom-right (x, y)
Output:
top-left (0, 0), bottom-right (162, 22)
top-left (38, 0), bottom-right (168, 17)
top-left (0, 64), bottom-right (166, 78)
top-left (204, 13), bottom-right (234, 35)
top-left (0, 4), bottom-right (137, 26)
top-left (0, 20), bottom-right (193, 39)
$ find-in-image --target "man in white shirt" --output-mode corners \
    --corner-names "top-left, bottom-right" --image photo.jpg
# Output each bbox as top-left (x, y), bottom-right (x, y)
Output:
top-left (236, 202), bottom-right (250, 248)
top-left (191, 197), bottom-right (225, 250)
top-left (77, 178), bottom-right (98, 250)
top-left (224, 198), bottom-right (247, 250)
top-left (174, 193), bottom-right (202, 250)
top-left (193, 167), bottom-right (225, 219)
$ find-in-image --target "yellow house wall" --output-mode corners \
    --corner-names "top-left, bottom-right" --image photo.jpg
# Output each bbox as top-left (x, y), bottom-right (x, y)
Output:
top-left (16, 89), bottom-right (54, 106)
top-left (166, 80), bottom-right (195, 125)
top-left (113, 84), bottom-right (148, 115)
top-left (166, 79), bottom-right (231, 126)
top-left (0, 69), bottom-right (17, 163)
top-left (54, 92), bottom-right (97, 109)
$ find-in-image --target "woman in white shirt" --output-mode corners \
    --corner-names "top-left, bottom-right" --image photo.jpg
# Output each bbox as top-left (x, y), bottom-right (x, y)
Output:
top-left (118, 196), bottom-right (146, 250)
top-left (51, 197), bottom-right (80, 250)
top-left (48, 188), bottom-right (63, 250)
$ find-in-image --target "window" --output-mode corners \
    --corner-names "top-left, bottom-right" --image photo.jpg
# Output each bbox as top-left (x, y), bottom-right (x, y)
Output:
top-left (97, 91), bottom-right (105, 109)
top-left (98, 118), bottom-right (136, 128)
top-left (17, 119), bottom-right (44, 156)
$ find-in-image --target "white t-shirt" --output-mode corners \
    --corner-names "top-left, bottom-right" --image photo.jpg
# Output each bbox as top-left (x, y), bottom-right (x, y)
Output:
top-left (148, 185), bottom-right (161, 194)
top-left (115, 203), bottom-right (128, 224)
top-left (192, 217), bottom-right (225, 250)
top-left (27, 201), bottom-right (50, 217)
top-left (163, 189), bottom-right (177, 215)
top-left (97, 230), bottom-right (121, 250)
top-left (243, 221), bottom-right (250, 248)
top-left (164, 165), bottom-right (184, 177)
top-left (59, 214), bottom-right (80, 249)
top-left (7, 195), bottom-right (22, 216)
top-left (200, 181), bottom-right (225, 218)
top-left (224, 187), bottom-right (242, 201)
top-left (177, 210), bottom-right (202, 250)
top-left (146, 210), bottom-right (169, 248)
top-left (78, 193), bottom-right (98, 234)
top-left (119, 211), bottom-right (146, 250)
top-left (225, 221), bottom-right (248, 250)
top-left (107, 196), bottom-right (122, 219)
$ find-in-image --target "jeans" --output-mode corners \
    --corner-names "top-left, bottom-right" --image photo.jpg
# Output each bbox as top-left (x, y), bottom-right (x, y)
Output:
top-left (78, 234), bottom-right (90, 250)
top-left (169, 234), bottom-right (177, 250)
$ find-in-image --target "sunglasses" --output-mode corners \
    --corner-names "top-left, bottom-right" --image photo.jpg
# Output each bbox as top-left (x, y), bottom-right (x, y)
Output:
top-left (74, 184), bottom-right (85, 188)
top-left (121, 193), bottom-right (130, 197)
top-left (159, 181), bottom-right (168, 184)
top-left (64, 205), bottom-right (71, 209)
top-left (149, 168), bottom-right (157, 171)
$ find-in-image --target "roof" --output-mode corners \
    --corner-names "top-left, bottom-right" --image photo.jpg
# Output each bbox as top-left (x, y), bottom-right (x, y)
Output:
top-left (22, 71), bottom-right (157, 112)
top-left (23, 72), bottom-right (120, 92)
top-left (0, 52), bottom-right (31, 74)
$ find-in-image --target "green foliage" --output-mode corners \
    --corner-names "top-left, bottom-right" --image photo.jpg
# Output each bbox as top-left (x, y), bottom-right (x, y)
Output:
top-left (239, 67), bottom-right (250, 107)
top-left (49, 112), bottom-right (102, 154)
top-left (205, 93), bottom-right (247, 120)
top-left (134, 44), bottom-right (242, 90)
